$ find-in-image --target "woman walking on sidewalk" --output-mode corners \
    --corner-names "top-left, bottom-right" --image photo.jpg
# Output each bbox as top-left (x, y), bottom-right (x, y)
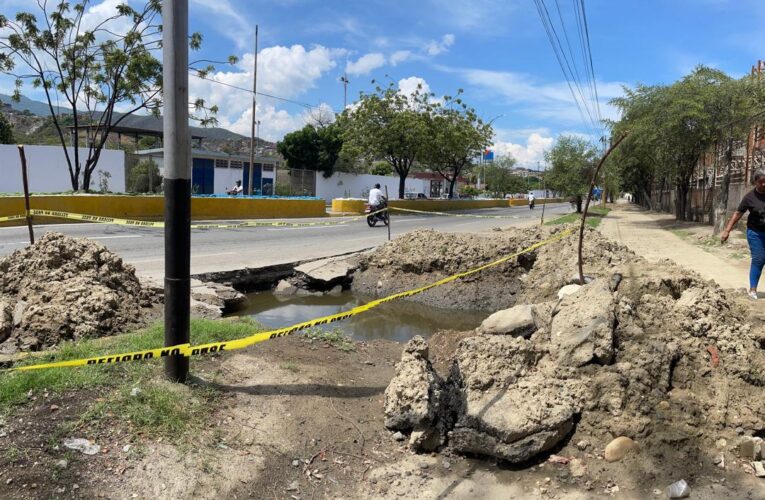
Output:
top-left (721, 169), bottom-right (765, 300)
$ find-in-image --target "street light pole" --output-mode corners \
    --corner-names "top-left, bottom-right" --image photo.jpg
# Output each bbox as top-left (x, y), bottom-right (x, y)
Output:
top-left (163, 0), bottom-right (191, 383)
top-left (248, 25), bottom-right (259, 196)
top-left (340, 73), bottom-right (349, 109)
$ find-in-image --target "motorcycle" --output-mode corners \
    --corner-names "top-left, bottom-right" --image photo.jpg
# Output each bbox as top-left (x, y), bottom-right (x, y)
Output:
top-left (529, 199), bottom-right (535, 210)
top-left (365, 201), bottom-right (389, 227)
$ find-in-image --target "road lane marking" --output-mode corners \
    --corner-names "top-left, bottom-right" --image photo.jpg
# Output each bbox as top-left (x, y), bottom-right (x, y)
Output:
top-left (0, 234), bottom-right (143, 246)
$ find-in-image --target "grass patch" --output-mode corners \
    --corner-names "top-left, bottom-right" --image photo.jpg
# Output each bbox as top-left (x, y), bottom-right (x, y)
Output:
top-left (730, 252), bottom-right (747, 260)
top-left (545, 206), bottom-right (611, 228)
top-left (303, 327), bottom-right (356, 352)
top-left (0, 317), bottom-right (263, 412)
top-left (670, 229), bottom-right (693, 239)
top-left (279, 362), bottom-right (300, 373)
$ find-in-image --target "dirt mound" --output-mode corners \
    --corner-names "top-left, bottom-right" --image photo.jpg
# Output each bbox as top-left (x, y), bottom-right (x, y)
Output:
top-left (381, 225), bottom-right (765, 474)
top-left (0, 232), bottom-right (159, 352)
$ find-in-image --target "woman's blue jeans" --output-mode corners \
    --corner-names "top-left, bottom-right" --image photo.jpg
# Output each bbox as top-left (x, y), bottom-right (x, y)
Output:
top-left (747, 228), bottom-right (765, 289)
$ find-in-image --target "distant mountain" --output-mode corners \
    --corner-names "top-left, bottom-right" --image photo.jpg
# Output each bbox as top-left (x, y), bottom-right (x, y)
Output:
top-left (0, 93), bottom-right (272, 152)
top-left (0, 93), bottom-right (71, 116)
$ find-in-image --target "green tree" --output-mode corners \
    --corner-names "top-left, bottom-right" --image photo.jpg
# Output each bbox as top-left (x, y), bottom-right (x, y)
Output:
top-left (276, 122), bottom-right (343, 178)
top-left (0, 111), bottom-right (13, 144)
top-left (610, 66), bottom-right (749, 221)
top-left (127, 159), bottom-right (161, 193)
top-left (0, 1), bottom-right (233, 191)
top-left (545, 135), bottom-right (598, 212)
top-left (422, 91), bottom-right (494, 198)
top-left (340, 83), bottom-right (430, 198)
top-left (370, 161), bottom-right (393, 176)
top-left (482, 156), bottom-right (526, 197)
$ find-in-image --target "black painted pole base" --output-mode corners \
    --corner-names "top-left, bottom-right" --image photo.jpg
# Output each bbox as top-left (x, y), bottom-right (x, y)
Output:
top-left (164, 178), bottom-right (191, 383)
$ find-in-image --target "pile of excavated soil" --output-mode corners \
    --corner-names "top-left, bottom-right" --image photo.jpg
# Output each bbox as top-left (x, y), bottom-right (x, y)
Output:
top-left (380, 224), bottom-right (765, 489)
top-left (0, 232), bottom-right (159, 353)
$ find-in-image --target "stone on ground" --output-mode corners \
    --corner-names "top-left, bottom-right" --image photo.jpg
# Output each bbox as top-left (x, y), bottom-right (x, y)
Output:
top-left (604, 436), bottom-right (637, 462)
top-left (477, 304), bottom-right (537, 337)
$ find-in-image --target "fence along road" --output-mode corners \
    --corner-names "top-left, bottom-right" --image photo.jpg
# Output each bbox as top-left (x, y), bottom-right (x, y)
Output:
top-left (0, 204), bottom-right (572, 280)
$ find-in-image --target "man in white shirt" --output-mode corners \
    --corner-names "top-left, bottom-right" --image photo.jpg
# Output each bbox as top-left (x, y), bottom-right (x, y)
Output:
top-left (368, 183), bottom-right (386, 209)
top-left (228, 180), bottom-right (243, 195)
top-left (528, 192), bottom-right (535, 209)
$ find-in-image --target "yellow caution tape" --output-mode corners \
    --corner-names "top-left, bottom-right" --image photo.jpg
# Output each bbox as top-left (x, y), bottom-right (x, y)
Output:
top-left (6, 208), bottom-right (389, 230)
top-left (0, 214), bottom-right (28, 223)
top-left (30, 209), bottom-right (165, 227)
top-left (6, 228), bottom-right (572, 372)
top-left (391, 206), bottom-right (520, 219)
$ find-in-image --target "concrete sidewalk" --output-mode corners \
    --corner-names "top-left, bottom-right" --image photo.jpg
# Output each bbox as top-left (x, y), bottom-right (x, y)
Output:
top-left (599, 204), bottom-right (748, 290)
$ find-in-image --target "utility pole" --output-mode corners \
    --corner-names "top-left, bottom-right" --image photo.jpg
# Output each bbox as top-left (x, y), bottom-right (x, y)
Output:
top-left (340, 73), bottom-right (349, 109)
top-left (163, 0), bottom-right (191, 383)
top-left (248, 25), bottom-right (259, 195)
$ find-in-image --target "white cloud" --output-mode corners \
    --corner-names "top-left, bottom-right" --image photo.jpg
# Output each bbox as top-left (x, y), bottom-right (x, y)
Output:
top-left (425, 34), bottom-right (456, 56)
top-left (390, 50), bottom-right (414, 66)
top-left (398, 76), bottom-right (431, 97)
top-left (493, 133), bottom-right (554, 169)
top-left (188, 44), bottom-right (343, 141)
top-left (345, 53), bottom-right (387, 76)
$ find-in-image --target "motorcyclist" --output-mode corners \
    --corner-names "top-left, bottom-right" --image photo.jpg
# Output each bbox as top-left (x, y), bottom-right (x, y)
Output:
top-left (368, 183), bottom-right (387, 212)
top-left (528, 192), bottom-right (535, 210)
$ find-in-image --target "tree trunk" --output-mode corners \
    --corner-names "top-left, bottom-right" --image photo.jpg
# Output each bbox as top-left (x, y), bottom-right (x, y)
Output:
top-left (448, 177), bottom-right (457, 199)
top-left (576, 195), bottom-right (583, 213)
top-left (713, 166), bottom-right (731, 235)
top-left (713, 139), bottom-right (734, 234)
top-left (398, 173), bottom-right (406, 199)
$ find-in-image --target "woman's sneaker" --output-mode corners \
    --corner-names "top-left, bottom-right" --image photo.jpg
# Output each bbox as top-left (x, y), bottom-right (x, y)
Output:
top-left (749, 291), bottom-right (758, 300)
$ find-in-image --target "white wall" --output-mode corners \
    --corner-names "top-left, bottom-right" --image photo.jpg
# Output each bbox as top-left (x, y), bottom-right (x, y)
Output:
top-left (213, 167), bottom-right (276, 195)
top-left (0, 145), bottom-right (125, 193)
top-left (315, 172), bottom-right (428, 202)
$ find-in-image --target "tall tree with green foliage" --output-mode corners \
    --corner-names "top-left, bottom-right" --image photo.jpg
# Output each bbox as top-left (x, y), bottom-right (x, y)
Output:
top-left (610, 66), bottom-right (750, 221)
top-left (339, 83), bottom-right (430, 198)
top-left (0, 0), bottom-right (232, 191)
top-left (545, 135), bottom-right (598, 213)
top-left (482, 156), bottom-right (526, 197)
top-left (0, 111), bottom-right (13, 144)
top-left (422, 91), bottom-right (494, 198)
top-left (276, 123), bottom-right (343, 178)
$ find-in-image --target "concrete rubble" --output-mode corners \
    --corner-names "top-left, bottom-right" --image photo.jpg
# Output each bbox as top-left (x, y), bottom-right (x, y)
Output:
top-left (379, 224), bottom-right (765, 468)
top-left (0, 232), bottom-right (159, 353)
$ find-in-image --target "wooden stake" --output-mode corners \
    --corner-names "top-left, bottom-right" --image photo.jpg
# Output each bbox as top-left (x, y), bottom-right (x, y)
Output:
top-left (17, 145), bottom-right (34, 245)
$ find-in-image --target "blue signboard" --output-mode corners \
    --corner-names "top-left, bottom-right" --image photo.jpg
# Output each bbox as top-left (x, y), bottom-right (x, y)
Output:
top-left (482, 149), bottom-right (494, 161)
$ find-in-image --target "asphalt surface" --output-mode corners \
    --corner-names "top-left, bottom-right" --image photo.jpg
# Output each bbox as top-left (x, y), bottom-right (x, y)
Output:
top-left (0, 203), bottom-right (572, 280)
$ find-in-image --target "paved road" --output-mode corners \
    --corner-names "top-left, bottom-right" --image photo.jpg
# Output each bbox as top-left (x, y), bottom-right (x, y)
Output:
top-left (0, 203), bottom-right (572, 280)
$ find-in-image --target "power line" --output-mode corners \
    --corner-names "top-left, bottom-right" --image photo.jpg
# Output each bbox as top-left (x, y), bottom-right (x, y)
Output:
top-left (190, 72), bottom-right (323, 110)
top-left (533, 0), bottom-right (604, 138)
top-left (533, 0), bottom-right (599, 136)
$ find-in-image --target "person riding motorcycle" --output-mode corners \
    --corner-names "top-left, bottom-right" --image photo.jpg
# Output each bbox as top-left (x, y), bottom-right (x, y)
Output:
top-left (528, 192), bottom-right (535, 210)
top-left (368, 183), bottom-right (387, 212)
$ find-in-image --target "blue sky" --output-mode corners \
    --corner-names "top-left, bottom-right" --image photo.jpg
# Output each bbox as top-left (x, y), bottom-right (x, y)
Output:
top-left (1, 0), bottom-right (763, 168)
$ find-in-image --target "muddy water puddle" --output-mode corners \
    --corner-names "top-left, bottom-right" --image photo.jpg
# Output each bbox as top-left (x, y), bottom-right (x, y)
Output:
top-left (229, 290), bottom-right (487, 342)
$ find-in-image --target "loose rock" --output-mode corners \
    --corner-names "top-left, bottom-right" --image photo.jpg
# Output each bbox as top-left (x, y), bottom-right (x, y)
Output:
top-left (604, 437), bottom-right (636, 462)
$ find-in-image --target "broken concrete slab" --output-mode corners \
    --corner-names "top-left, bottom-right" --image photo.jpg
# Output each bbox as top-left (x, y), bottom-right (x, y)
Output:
top-left (273, 280), bottom-right (298, 296)
top-left (294, 256), bottom-right (357, 289)
top-left (477, 304), bottom-right (537, 337)
top-left (550, 283), bottom-right (615, 367)
top-left (384, 336), bottom-right (447, 451)
top-left (450, 377), bottom-right (580, 463)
